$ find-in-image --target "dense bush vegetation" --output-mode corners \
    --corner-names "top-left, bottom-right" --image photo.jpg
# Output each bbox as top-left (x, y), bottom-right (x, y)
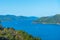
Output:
top-left (0, 24), bottom-right (41, 40)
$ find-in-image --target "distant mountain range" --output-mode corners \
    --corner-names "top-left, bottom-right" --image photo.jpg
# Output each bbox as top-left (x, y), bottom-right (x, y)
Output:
top-left (34, 14), bottom-right (60, 24)
top-left (0, 15), bottom-right (38, 28)
top-left (0, 14), bottom-right (60, 27)
top-left (0, 15), bottom-right (38, 22)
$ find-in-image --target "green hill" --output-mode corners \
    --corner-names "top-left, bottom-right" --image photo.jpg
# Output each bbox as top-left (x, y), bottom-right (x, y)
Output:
top-left (34, 14), bottom-right (60, 24)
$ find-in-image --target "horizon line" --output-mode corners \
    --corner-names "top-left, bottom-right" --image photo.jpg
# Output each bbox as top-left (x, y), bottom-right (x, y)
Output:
top-left (0, 14), bottom-right (59, 17)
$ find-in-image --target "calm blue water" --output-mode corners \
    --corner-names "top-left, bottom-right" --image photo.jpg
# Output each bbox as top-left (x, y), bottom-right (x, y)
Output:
top-left (2, 21), bottom-right (60, 40)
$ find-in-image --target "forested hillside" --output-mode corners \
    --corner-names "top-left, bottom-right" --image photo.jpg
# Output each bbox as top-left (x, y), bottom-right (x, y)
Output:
top-left (34, 14), bottom-right (60, 24)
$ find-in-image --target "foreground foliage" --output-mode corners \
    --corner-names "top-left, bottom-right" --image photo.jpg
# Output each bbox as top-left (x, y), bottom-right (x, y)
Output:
top-left (0, 25), bottom-right (41, 40)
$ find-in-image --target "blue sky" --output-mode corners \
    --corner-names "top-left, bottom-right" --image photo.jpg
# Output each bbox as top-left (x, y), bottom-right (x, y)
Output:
top-left (0, 0), bottom-right (60, 17)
